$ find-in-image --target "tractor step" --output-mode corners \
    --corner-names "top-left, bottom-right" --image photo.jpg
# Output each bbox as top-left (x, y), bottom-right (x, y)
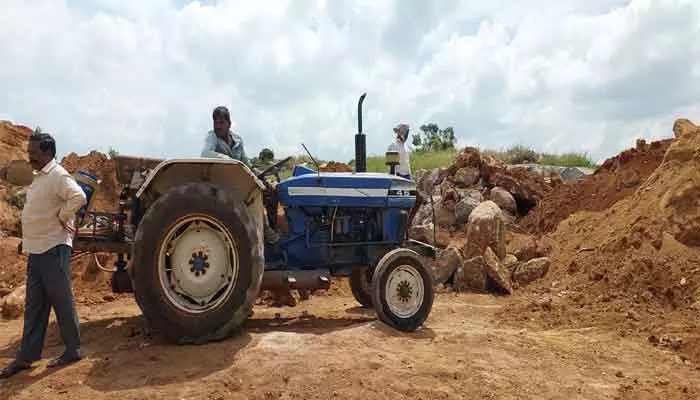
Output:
top-left (261, 270), bottom-right (332, 291)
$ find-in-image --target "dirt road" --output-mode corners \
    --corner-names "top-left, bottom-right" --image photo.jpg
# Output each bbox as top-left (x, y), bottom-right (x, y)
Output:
top-left (1, 288), bottom-right (697, 400)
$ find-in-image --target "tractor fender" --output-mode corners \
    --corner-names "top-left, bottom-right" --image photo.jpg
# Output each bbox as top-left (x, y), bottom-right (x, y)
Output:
top-left (135, 158), bottom-right (265, 208)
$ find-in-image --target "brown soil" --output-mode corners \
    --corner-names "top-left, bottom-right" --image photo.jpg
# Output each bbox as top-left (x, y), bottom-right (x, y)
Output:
top-left (60, 151), bottom-right (122, 213)
top-left (0, 122), bottom-right (31, 236)
top-left (0, 121), bottom-right (30, 165)
top-left (1, 293), bottom-right (699, 400)
top-left (520, 138), bottom-right (673, 234)
top-left (500, 120), bottom-right (700, 370)
top-left (319, 161), bottom-right (353, 172)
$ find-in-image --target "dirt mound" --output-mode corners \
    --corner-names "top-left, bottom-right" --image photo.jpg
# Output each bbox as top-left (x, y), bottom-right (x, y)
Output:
top-left (500, 118), bottom-right (700, 359)
top-left (319, 161), bottom-right (353, 172)
top-left (0, 122), bottom-right (31, 235)
top-left (520, 138), bottom-right (673, 234)
top-left (60, 151), bottom-right (121, 212)
top-left (0, 121), bottom-right (31, 165)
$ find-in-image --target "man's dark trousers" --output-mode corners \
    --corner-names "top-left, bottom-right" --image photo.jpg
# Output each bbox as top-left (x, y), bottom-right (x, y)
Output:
top-left (16, 244), bottom-right (80, 362)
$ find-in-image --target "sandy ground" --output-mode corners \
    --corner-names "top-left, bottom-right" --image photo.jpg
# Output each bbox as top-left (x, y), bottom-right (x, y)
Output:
top-left (1, 289), bottom-right (698, 400)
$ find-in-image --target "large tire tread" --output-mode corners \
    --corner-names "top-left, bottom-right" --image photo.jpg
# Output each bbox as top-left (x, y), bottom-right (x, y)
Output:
top-left (131, 182), bottom-right (264, 344)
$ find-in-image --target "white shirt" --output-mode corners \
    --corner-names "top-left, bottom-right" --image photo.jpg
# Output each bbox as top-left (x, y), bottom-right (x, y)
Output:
top-left (21, 159), bottom-right (87, 254)
top-left (396, 138), bottom-right (411, 176)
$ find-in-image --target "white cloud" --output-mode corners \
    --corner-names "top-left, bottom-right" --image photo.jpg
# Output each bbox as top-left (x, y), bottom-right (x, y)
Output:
top-left (0, 0), bottom-right (699, 165)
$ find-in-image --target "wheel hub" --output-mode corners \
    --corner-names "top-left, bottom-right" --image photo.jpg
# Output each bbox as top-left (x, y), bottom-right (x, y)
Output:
top-left (158, 215), bottom-right (239, 314)
top-left (189, 251), bottom-right (210, 276)
top-left (396, 281), bottom-right (413, 302)
top-left (385, 265), bottom-right (424, 318)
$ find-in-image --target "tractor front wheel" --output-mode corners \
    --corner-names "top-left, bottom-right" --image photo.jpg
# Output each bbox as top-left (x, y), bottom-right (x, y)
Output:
top-left (131, 182), bottom-right (264, 344)
top-left (370, 248), bottom-right (434, 332)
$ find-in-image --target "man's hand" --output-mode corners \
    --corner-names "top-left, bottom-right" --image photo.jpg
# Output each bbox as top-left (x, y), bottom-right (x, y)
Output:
top-left (59, 214), bottom-right (77, 237)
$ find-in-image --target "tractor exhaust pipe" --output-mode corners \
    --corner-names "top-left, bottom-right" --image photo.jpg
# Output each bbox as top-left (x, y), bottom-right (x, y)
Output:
top-left (261, 270), bottom-right (332, 291)
top-left (355, 92), bottom-right (367, 173)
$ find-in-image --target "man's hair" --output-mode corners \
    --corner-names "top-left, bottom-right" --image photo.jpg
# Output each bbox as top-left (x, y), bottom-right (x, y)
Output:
top-left (212, 106), bottom-right (231, 122)
top-left (29, 132), bottom-right (56, 157)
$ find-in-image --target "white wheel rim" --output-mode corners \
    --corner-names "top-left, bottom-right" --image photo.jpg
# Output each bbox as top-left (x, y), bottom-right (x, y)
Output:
top-left (384, 264), bottom-right (424, 318)
top-left (157, 214), bottom-right (239, 314)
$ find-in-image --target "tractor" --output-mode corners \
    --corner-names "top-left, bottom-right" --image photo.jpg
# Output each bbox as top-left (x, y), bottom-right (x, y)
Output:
top-left (73, 94), bottom-right (437, 344)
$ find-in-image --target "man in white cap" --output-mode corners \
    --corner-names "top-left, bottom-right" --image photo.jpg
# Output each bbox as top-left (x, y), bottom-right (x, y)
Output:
top-left (393, 123), bottom-right (412, 180)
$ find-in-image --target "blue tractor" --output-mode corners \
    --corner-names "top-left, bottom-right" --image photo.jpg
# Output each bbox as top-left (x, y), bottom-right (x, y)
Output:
top-left (73, 94), bottom-right (436, 344)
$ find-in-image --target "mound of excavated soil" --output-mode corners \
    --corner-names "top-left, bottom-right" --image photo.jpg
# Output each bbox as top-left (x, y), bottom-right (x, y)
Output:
top-left (319, 161), bottom-right (353, 172)
top-left (0, 122), bottom-right (31, 236)
top-left (520, 138), bottom-right (673, 234)
top-left (60, 151), bottom-right (121, 212)
top-left (500, 118), bottom-right (700, 362)
top-left (0, 121), bottom-right (31, 165)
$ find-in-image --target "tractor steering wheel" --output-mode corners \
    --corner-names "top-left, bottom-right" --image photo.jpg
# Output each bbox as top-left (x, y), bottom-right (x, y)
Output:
top-left (256, 156), bottom-right (293, 182)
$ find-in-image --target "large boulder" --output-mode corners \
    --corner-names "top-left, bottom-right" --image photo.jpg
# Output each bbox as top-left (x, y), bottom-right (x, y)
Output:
top-left (1, 284), bottom-right (25, 319)
top-left (513, 257), bottom-right (551, 285)
top-left (503, 254), bottom-right (519, 271)
top-left (433, 244), bottom-right (464, 284)
top-left (463, 201), bottom-right (506, 260)
top-left (453, 256), bottom-right (487, 292)
top-left (451, 167), bottom-right (480, 188)
top-left (454, 147), bottom-right (482, 170)
top-left (411, 197), bottom-right (439, 226)
top-left (456, 188), bottom-right (484, 203)
top-left (455, 196), bottom-right (481, 224)
top-left (435, 200), bottom-right (457, 227)
top-left (417, 168), bottom-right (443, 195)
top-left (483, 247), bottom-right (513, 294)
top-left (489, 186), bottom-right (516, 214)
top-left (673, 118), bottom-right (698, 139)
top-left (506, 232), bottom-right (549, 262)
top-left (409, 223), bottom-right (451, 248)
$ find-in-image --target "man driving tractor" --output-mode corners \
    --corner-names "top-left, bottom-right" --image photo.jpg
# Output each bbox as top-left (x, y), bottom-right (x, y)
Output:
top-left (201, 105), bottom-right (279, 244)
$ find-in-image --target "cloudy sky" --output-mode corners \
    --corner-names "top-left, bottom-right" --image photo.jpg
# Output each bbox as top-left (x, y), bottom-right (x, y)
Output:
top-left (1, 0), bottom-right (698, 164)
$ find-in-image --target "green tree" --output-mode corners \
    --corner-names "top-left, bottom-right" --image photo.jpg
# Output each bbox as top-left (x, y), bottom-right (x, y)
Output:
top-left (413, 123), bottom-right (457, 152)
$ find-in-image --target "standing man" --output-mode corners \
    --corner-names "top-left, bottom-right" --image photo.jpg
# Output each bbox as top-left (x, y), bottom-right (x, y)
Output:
top-left (201, 105), bottom-right (250, 166)
top-left (0, 132), bottom-right (87, 378)
top-left (393, 123), bottom-right (412, 180)
top-left (392, 123), bottom-right (424, 228)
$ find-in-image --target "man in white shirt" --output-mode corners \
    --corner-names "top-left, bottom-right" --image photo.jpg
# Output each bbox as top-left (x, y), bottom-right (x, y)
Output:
top-left (391, 123), bottom-right (425, 229)
top-left (393, 123), bottom-right (412, 180)
top-left (0, 132), bottom-right (87, 379)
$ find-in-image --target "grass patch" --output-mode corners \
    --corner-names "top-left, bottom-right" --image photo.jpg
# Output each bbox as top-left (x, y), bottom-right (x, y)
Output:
top-left (271, 145), bottom-right (595, 180)
top-left (480, 145), bottom-right (597, 169)
top-left (366, 149), bottom-right (458, 174)
top-left (537, 152), bottom-right (596, 168)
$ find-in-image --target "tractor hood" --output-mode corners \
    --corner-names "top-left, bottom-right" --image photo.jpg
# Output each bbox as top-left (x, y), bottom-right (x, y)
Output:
top-left (277, 170), bottom-right (417, 208)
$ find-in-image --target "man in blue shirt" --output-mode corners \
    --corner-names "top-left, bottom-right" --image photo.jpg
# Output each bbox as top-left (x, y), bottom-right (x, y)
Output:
top-left (201, 106), bottom-right (250, 166)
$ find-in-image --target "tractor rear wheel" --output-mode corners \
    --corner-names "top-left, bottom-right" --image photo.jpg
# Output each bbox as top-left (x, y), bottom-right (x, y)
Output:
top-left (131, 182), bottom-right (264, 344)
top-left (370, 248), bottom-right (434, 332)
top-left (350, 267), bottom-right (373, 308)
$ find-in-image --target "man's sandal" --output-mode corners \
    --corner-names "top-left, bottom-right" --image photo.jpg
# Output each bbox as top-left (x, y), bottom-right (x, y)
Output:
top-left (0, 360), bottom-right (31, 379)
top-left (47, 354), bottom-right (82, 368)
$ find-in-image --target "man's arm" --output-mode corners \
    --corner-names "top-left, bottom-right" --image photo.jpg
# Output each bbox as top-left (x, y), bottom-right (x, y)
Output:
top-left (57, 174), bottom-right (87, 226)
top-left (239, 141), bottom-right (250, 167)
top-left (200, 131), bottom-right (229, 159)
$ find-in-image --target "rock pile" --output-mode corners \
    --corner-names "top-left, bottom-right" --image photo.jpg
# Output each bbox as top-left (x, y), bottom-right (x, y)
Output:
top-left (411, 146), bottom-right (554, 294)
